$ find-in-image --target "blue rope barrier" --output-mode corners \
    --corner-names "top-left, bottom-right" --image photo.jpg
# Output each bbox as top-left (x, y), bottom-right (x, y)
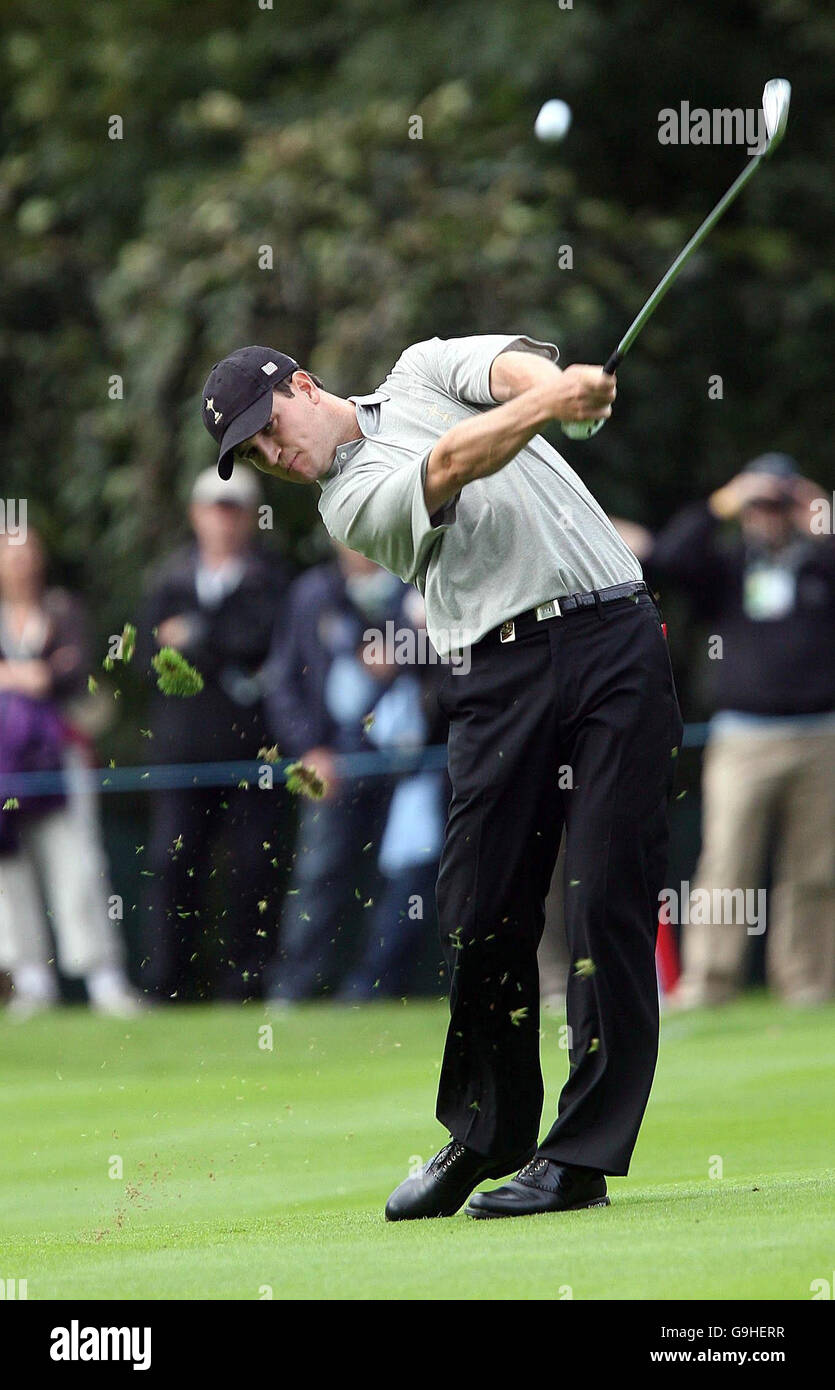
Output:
top-left (0, 726), bottom-right (712, 797)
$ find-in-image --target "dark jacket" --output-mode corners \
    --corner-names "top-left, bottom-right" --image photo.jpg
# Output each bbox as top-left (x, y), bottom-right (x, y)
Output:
top-left (646, 502), bottom-right (835, 716)
top-left (263, 561), bottom-right (419, 757)
top-left (137, 543), bottom-right (293, 763)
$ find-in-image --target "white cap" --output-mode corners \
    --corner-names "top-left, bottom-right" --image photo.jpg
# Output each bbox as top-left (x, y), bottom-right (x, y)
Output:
top-left (190, 463), bottom-right (263, 508)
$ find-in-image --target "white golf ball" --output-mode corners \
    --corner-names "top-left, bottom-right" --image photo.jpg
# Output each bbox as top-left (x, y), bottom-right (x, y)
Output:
top-left (535, 99), bottom-right (572, 143)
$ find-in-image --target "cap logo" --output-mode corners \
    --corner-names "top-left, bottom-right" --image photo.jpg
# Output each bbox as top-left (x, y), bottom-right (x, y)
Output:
top-left (261, 362), bottom-right (278, 376)
top-left (205, 396), bottom-right (223, 425)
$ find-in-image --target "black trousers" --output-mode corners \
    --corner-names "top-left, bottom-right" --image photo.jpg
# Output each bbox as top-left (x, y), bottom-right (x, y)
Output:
top-left (434, 592), bottom-right (683, 1175)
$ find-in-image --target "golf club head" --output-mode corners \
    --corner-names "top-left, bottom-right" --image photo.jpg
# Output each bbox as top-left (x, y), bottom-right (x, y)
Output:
top-left (762, 78), bottom-right (791, 155)
top-left (562, 83), bottom-right (790, 447)
top-left (562, 418), bottom-right (607, 440)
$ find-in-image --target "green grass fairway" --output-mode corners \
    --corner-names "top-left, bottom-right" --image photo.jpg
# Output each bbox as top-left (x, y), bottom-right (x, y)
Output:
top-left (1, 995), bottom-right (832, 1300)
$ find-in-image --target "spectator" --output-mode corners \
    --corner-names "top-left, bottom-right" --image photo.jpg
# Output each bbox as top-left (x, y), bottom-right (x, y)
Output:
top-left (337, 587), bottom-right (447, 999)
top-left (137, 465), bottom-right (294, 1002)
top-left (0, 529), bottom-right (138, 1017)
top-left (264, 543), bottom-right (422, 1001)
top-left (638, 453), bottom-right (835, 1006)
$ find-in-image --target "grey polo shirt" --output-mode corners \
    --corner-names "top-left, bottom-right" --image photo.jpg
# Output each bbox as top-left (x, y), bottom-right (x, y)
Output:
top-left (317, 334), bottom-right (642, 657)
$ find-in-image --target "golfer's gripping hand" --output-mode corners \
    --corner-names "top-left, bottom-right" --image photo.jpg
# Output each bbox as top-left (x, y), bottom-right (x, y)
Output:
top-left (552, 364), bottom-right (617, 422)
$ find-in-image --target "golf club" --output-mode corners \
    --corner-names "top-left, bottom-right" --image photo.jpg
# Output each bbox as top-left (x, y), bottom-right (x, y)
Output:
top-left (562, 77), bottom-right (792, 440)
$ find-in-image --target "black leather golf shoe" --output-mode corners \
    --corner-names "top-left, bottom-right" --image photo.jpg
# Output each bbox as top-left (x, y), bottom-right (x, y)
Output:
top-left (385, 1140), bottom-right (534, 1222)
top-left (466, 1156), bottom-right (610, 1219)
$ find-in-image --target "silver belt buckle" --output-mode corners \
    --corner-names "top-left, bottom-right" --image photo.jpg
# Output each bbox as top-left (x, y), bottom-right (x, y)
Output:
top-left (499, 620), bottom-right (516, 643)
top-left (535, 598), bottom-right (562, 621)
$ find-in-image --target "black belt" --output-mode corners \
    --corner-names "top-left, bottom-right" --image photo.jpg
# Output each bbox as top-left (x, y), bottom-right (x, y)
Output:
top-left (485, 581), bottom-right (649, 645)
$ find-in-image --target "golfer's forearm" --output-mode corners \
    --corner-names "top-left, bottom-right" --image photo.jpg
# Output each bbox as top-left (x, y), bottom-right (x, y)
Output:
top-left (424, 384), bottom-right (554, 513)
top-left (489, 350), bottom-right (563, 402)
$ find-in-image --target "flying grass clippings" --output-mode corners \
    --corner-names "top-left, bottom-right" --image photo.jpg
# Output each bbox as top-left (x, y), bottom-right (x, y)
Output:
top-left (120, 623), bottom-right (137, 663)
top-left (151, 647), bottom-right (204, 697)
top-left (103, 623), bottom-right (137, 671)
top-left (284, 760), bottom-right (327, 800)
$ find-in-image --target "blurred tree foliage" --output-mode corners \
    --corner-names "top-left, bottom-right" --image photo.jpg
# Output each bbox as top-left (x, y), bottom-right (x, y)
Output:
top-left (2, 0), bottom-right (834, 733)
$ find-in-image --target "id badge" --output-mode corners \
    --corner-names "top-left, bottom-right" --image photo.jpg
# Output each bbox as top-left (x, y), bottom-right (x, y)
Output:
top-left (742, 564), bottom-right (797, 621)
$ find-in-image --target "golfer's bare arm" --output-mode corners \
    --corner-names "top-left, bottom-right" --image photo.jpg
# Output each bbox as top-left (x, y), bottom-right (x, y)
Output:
top-left (423, 353), bottom-right (616, 516)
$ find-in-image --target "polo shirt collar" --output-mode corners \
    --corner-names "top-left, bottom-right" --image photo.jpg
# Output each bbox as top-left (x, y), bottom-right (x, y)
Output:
top-left (320, 435), bottom-right (365, 484)
top-left (319, 389), bottom-right (388, 485)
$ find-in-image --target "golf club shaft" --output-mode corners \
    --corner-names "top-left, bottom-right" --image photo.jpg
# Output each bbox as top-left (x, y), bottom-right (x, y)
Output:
top-left (601, 149), bottom-right (766, 376)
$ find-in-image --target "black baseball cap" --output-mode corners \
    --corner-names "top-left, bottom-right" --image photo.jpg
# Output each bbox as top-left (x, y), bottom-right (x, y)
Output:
top-left (201, 346), bottom-right (299, 480)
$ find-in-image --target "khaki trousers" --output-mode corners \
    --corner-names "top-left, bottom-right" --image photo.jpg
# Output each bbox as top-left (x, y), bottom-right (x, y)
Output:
top-left (677, 727), bottom-right (835, 1006)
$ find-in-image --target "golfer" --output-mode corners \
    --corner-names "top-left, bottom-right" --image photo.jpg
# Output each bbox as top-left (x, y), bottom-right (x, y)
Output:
top-left (201, 335), bottom-right (683, 1220)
